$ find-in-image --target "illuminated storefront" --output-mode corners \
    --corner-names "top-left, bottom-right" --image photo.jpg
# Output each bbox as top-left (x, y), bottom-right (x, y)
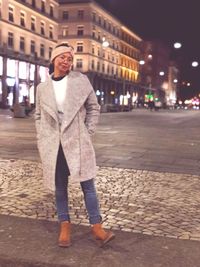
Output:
top-left (0, 56), bottom-right (49, 108)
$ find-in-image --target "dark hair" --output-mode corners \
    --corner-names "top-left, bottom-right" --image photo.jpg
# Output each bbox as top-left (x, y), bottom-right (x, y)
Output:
top-left (49, 63), bottom-right (54, 75)
top-left (48, 43), bottom-right (74, 74)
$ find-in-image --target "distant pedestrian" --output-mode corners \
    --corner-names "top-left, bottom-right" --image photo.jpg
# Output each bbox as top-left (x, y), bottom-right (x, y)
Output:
top-left (148, 100), bottom-right (155, 111)
top-left (34, 43), bottom-right (115, 247)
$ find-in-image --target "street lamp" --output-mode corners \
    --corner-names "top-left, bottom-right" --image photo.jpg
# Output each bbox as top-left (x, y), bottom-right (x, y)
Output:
top-left (173, 42), bottom-right (182, 49)
top-left (159, 71), bottom-right (165, 76)
top-left (191, 61), bottom-right (199, 67)
top-left (139, 60), bottom-right (145, 65)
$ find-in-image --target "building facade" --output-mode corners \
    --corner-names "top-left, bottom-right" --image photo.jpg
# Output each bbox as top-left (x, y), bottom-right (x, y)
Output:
top-left (0, 0), bottom-right (142, 110)
top-left (140, 40), bottom-right (176, 106)
top-left (0, 0), bottom-right (58, 108)
top-left (58, 0), bottom-right (142, 111)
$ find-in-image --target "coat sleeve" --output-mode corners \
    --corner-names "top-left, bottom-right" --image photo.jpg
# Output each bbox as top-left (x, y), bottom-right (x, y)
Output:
top-left (84, 77), bottom-right (100, 136)
top-left (34, 85), bottom-right (41, 138)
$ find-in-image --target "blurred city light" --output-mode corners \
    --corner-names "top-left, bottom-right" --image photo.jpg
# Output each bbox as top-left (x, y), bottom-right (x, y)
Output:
top-left (159, 71), bottom-right (165, 76)
top-left (191, 61), bottom-right (199, 67)
top-left (102, 37), bottom-right (109, 47)
top-left (139, 60), bottom-right (145, 65)
top-left (173, 42), bottom-right (182, 49)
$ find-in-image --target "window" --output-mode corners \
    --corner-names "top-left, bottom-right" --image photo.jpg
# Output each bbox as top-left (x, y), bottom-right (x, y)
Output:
top-left (98, 16), bottom-right (101, 25)
top-left (92, 13), bottom-right (96, 22)
top-left (77, 26), bottom-right (84, 36)
top-left (62, 11), bottom-right (68, 20)
top-left (97, 61), bottom-right (100, 71)
top-left (97, 31), bottom-right (101, 41)
top-left (30, 40), bottom-right (35, 54)
top-left (91, 60), bottom-right (94, 69)
top-left (20, 12), bottom-right (25, 27)
top-left (49, 26), bottom-right (53, 39)
top-left (8, 6), bottom-right (14, 22)
top-left (40, 44), bottom-right (45, 57)
top-left (92, 45), bottom-right (95, 54)
top-left (32, 0), bottom-right (36, 7)
top-left (92, 26), bottom-right (95, 38)
top-left (76, 59), bottom-right (83, 68)
top-left (31, 17), bottom-right (36, 31)
top-left (20, 37), bottom-right (25, 51)
top-left (62, 27), bottom-right (68, 37)
top-left (107, 64), bottom-right (110, 74)
top-left (77, 10), bottom-right (84, 19)
top-left (41, 0), bottom-right (45, 13)
top-left (50, 5), bottom-right (54, 17)
top-left (8, 32), bottom-right (14, 48)
top-left (19, 62), bottom-right (27, 79)
top-left (7, 59), bottom-right (16, 77)
top-left (77, 42), bottom-right (83, 52)
top-left (102, 63), bottom-right (105, 72)
top-left (40, 21), bottom-right (45, 35)
top-left (49, 47), bottom-right (53, 59)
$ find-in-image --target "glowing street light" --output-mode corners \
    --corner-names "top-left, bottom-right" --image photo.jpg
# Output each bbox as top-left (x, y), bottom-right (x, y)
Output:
top-left (191, 61), bottom-right (199, 67)
top-left (159, 71), bottom-right (165, 76)
top-left (139, 60), bottom-right (145, 65)
top-left (173, 42), bottom-right (182, 49)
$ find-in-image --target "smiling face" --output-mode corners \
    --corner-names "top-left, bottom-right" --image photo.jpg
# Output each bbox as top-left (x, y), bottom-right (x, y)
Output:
top-left (53, 52), bottom-right (73, 77)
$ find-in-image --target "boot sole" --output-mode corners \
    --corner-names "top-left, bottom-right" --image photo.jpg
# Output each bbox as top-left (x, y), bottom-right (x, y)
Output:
top-left (97, 233), bottom-right (115, 248)
top-left (58, 241), bottom-right (71, 248)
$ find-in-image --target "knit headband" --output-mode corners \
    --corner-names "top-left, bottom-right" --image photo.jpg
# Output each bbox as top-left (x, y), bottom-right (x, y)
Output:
top-left (50, 46), bottom-right (74, 62)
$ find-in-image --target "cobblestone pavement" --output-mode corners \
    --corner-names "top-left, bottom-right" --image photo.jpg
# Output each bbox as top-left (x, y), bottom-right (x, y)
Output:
top-left (1, 158), bottom-right (200, 241)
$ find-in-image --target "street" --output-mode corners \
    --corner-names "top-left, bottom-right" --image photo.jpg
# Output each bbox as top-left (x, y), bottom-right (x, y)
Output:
top-left (0, 108), bottom-right (200, 175)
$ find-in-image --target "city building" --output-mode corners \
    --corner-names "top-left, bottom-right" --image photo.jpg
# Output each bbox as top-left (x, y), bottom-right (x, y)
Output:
top-left (0, 0), bottom-right (143, 111)
top-left (0, 0), bottom-right (142, 111)
top-left (0, 0), bottom-right (58, 108)
top-left (140, 40), bottom-right (175, 107)
top-left (58, 0), bottom-right (142, 111)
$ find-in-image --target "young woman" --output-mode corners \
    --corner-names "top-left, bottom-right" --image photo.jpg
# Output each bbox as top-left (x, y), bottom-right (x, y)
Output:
top-left (35, 43), bottom-right (115, 247)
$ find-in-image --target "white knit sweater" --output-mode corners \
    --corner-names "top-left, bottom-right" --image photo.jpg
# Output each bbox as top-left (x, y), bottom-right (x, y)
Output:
top-left (52, 75), bottom-right (68, 123)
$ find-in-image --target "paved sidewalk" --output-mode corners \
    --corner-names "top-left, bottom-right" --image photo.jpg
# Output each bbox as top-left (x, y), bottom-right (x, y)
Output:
top-left (1, 158), bottom-right (200, 240)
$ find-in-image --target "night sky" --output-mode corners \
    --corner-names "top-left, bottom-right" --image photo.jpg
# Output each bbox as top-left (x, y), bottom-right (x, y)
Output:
top-left (96, 0), bottom-right (200, 99)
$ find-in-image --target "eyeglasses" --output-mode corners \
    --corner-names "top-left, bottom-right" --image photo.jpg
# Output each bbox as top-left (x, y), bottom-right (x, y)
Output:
top-left (58, 55), bottom-right (73, 63)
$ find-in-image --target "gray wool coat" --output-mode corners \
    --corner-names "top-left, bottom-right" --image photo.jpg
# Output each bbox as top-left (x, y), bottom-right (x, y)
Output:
top-left (35, 71), bottom-right (100, 191)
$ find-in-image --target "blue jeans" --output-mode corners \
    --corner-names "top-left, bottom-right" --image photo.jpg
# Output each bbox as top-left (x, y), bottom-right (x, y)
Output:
top-left (55, 145), bottom-right (101, 224)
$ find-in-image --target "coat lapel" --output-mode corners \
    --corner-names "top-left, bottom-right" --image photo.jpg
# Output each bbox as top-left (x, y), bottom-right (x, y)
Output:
top-left (61, 71), bottom-right (90, 132)
top-left (41, 77), bottom-right (58, 122)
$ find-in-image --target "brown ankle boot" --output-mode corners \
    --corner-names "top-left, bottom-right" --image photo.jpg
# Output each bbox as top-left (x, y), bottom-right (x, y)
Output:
top-left (92, 223), bottom-right (115, 247)
top-left (58, 221), bottom-right (71, 247)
